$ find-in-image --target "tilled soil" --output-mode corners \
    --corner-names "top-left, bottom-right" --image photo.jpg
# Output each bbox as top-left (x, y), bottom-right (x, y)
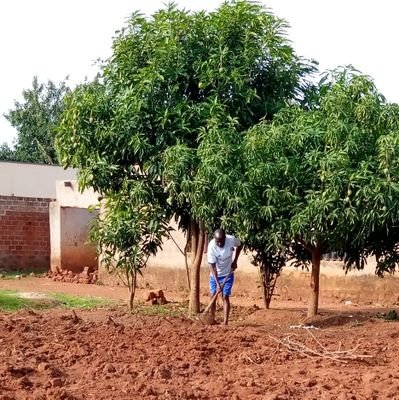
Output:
top-left (0, 308), bottom-right (398, 400)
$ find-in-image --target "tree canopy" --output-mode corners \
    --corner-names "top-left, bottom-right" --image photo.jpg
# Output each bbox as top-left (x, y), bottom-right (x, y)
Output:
top-left (2, 76), bottom-right (69, 164)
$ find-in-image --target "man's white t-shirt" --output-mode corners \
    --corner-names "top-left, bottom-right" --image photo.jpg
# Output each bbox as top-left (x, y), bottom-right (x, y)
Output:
top-left (207, 235), bottom-right (241, 277)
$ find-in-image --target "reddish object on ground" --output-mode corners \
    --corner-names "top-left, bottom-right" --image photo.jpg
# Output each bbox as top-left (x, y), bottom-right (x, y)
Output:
top-left (146, 289), bottom-right (168, 305)
top-left (45, 267), bottom-right (98, 284)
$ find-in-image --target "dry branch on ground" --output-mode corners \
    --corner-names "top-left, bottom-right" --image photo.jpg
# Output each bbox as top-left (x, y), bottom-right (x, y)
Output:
top-left (269, 330), bottom-right (374, 363)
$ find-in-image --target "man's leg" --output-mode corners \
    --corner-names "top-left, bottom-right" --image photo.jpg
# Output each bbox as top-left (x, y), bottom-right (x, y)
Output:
top-left (222, 274), bottom-right (234, 325)
top-left (223, 295), bottom-right (230, 325)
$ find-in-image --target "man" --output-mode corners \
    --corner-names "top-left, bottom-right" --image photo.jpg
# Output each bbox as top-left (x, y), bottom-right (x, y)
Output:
top-left (207, 228), bottom-right (242, 325)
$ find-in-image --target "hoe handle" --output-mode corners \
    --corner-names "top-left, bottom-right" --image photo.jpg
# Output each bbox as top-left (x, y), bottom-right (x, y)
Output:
top-left (203, 271), bottom-right (233, 313)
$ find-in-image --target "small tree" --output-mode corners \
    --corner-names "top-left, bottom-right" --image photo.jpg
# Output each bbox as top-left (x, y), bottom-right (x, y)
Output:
top-left (223, 174), bottom-right (293, 309)
top-left (241, 68), bottom-right (399, 317)
top-left (254, 251), bottom-right (287, 309)
top-left (92, 181), bottom-right (171, 308)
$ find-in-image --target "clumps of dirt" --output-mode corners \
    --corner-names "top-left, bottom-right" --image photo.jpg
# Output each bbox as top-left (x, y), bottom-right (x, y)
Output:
top-left (245, 308), bottom-right (307, 327)
top-left (45, 267), bottom-right (98, 284)
top-left (304, 311), bottom-right (380, 329)
top-left (0, 309), bottom-right (398, 399)
top-left (146, 289), bottom-right (168, 305)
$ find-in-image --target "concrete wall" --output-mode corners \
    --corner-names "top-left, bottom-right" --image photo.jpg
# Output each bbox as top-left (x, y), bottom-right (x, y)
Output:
top-left (147, 225), bottom-right (378, 277)
top-left (58, 207), bottom-right (97, 272)
top-left (50, 180), bottom-right (99, 273)
top-left (49, 202), bottom-right (60, 272)
top-left (0, 195), bottom-right (51, 270)
top-left (0, 161), bottom-right (77, 198)
top-left (147, 226), bottom-right (191, 269)
top-left (124, 265), bottom-right (399, 308)
top-left (55, 180), bottom-right (98, 208)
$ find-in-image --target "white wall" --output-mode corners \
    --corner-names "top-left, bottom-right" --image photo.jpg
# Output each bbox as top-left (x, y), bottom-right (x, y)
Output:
top-left (49, 201), bottom-right (61, 271)
top-left (55, 180), bottom-right (98, 207)
top-left (0, 161), bottom-right (77, 198)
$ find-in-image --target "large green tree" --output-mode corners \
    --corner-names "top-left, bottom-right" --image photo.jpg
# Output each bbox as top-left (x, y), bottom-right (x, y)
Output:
top-left (235, 68), bottom-right (399, 317)
top-left (3, 76), bottom-right (69, 164)
top-left (57, 1), bottom-right (315, 312)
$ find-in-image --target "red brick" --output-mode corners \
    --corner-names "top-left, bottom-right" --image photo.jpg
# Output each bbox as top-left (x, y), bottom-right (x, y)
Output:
top-left (0, 195), bottom-right (51, 270)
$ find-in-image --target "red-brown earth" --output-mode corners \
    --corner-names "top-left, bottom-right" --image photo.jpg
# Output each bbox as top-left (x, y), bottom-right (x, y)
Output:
top-left (0, 277), bottom-right (398, 399)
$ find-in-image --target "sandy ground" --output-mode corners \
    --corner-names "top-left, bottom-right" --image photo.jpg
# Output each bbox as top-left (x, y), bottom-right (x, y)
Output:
top-left (0, 277), bottom-right (398, 400)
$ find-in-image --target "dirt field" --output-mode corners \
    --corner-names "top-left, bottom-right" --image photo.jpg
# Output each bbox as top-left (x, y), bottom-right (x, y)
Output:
top-left (0, 278), bottom-right (399, 400)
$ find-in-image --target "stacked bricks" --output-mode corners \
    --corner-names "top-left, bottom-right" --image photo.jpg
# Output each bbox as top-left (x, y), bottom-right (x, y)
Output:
top-left (47, 267), bottom-right (98, 284)
top-left (0, 195), bottom-right (52, 271)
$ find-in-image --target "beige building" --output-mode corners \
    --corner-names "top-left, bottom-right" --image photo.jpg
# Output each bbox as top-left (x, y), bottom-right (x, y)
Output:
top-left (0, 162), bottom-right (77, 270)
top-left (0, 162), bottom-right (98, 273)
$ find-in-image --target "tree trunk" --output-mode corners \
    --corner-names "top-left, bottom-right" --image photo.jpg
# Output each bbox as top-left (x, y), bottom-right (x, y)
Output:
top-left (265, 266), bottom-right (271, 309)
top-left (184, 235), bottom-right (191, 291)
top-left (307, 247), bottom-right (321, 318)
top-left (128, 271), bottom-right (137, 310)
top-left (189, 221), bottom-right (205, 314)
top-left (260, 262), bottom-right (279, 309)
top-left (263, 280), bottom-right (270, 309)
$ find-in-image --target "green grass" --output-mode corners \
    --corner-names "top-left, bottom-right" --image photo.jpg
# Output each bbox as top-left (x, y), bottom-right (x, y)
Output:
top-left (52, 292), bottom-right (111, 309)
top-left (130, 302), bottom-right (188, 318)
top-left (0, 290), bottom-right (188, 317)
top-left (0, 290), bottom-right (113, 312)
top-left (0, 270), bottom-right (45, 279)
top-left (0, 290), bottom-right (52, 311)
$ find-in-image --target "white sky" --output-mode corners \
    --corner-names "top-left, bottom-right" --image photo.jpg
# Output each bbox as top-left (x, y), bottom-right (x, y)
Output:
top-left (1, 0), bottom-right (398, 145)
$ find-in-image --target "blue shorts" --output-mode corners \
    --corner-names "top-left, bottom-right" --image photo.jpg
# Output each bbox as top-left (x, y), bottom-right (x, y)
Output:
top-left (210, 274), bottom-right (234, 297)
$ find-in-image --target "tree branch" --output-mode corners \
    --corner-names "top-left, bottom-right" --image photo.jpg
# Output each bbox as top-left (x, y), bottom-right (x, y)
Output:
top-left (168, 232), bottom-right (185, 256)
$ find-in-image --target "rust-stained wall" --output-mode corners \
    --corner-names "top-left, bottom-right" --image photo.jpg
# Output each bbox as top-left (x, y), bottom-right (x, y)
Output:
top-left (50, 180), bottom-right (99, 273)
top-left (56, 207), bottom-right (97, 273)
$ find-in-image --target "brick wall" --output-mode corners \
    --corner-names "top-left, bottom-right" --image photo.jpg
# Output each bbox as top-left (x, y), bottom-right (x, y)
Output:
top-left (0, 195), bottom-right (52, 271)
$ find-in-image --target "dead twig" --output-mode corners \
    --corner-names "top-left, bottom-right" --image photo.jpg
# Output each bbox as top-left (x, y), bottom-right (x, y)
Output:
top-left (72, 310), bottom-right (80, 324)
top-left (304, 328), bottom-right (328, 353)
top-left (245, 355), bottom-right (261, 365)
top-left (269, 334), bottom-right (373, 363)
top-left (107, 315), bottom-right (120, 327)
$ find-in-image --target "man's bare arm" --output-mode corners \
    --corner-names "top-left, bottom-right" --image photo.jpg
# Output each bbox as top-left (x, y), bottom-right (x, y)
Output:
top-left (232, 245), bottom-right (243, 270)
top-left (209, 263), bottom-right (222, 292)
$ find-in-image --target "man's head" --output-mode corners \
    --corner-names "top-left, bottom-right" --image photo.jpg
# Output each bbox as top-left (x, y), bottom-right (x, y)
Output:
top-left (214, 228), bottom-right (226, 248)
